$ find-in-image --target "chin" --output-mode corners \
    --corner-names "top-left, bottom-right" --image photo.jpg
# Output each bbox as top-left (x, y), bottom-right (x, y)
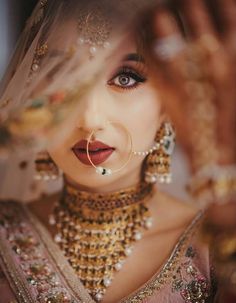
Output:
top-left (65, 169), bottom-right (120, 189)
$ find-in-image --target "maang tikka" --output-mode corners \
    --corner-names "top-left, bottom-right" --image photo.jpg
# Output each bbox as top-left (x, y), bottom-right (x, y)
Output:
top-left (143, 122), bottom-right (175, 184)
top-left (77, 5), bottom-right (112, 58)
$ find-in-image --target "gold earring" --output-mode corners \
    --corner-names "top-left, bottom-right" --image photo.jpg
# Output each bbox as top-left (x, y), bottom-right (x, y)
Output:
top-left (34, 151), bottom-right (60, 181)
top-left (144, 122), bottom-right (175, 184)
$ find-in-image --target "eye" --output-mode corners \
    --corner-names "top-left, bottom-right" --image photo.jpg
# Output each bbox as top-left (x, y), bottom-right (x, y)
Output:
top-left (108, 67), bottom-right (147, 89)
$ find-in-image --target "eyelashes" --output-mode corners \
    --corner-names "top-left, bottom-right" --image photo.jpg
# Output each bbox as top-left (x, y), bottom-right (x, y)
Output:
top-left (107, 66), bottom-right (147, 90)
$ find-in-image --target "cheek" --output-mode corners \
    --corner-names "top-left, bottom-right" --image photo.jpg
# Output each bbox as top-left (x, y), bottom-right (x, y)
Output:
top-left (121, 86), bottom-right (162, 148)
top-left (48, 134), bottom-right (76, 171)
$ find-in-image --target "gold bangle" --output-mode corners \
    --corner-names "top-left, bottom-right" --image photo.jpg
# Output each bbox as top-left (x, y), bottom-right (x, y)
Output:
top-left (188, 164), bottom-right (236, 207)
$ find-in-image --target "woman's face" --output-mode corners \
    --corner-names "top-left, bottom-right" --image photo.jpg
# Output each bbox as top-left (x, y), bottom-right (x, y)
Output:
top-left (49, 35), bottom-right (162, 192)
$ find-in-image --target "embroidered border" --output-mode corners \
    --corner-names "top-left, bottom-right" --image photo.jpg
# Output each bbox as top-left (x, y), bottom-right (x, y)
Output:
top-left (120, 211), bottom-right (204, 303)
top-left (0, 200), bottom-right (204, 303)
top-left (23, 205), bottom-right (95, 303)
top-left (0, 201), bottom-right (92, 303)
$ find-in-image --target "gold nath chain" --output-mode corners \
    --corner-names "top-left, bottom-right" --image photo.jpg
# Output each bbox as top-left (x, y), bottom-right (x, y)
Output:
top-left (49, 182), bottom-right (154, 302)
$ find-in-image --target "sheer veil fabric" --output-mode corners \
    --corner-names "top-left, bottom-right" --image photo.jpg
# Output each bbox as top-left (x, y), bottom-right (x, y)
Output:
top-left (0, 0), bottom-right (158, 201)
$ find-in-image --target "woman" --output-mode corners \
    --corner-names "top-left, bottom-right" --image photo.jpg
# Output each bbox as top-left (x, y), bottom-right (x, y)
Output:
top-left (0, 0), bottom-right (217, 302)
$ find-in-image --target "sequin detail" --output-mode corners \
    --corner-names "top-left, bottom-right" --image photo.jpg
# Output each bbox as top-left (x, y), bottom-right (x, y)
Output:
top-left (0, 201), bottom-right (89, 303)
top-left (0, 201), bottom-right (209, 303)
top-left (120, 211), bottom-right (209, 303)
top-left (172, 246), bottom-right (210, 303)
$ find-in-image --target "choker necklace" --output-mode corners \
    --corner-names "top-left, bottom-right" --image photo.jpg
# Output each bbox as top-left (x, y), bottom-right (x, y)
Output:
top-left (49, 181), bottom-right (154, 302)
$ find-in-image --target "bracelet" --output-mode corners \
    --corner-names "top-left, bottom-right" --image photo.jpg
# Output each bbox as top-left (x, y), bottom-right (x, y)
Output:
top-left (187, 164), bottom-right (236, 207)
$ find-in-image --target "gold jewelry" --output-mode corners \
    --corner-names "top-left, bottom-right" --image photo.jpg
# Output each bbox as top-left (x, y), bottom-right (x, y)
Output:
top-left (86, 121), bottom-right (133, 176)
top-left (132, 141), bottom-right (160, 157)
top-left (182, 43), bottom-right (219, 170)
top-left (144, 122), bottom-right (175, 184)
top-left (49, 181), bottom-right (154, 302)
top-left (188, 164), bottom-right (236, 207)
top-left (34, 151), bottom-right (60, 181)
top-left (77, 5), bottom-right (112, 58)
top-left (30, 43), bottom-right (48, 74)
top-left (26, 41), bottom-right (48, 85)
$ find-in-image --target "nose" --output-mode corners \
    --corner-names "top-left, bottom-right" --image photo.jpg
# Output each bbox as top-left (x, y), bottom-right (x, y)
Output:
top-left (76, 88), bottom-right (107, 134)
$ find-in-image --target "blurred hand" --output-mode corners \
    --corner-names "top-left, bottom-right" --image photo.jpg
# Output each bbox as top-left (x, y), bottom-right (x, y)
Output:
top-left (141, 1), bottom-right (236, 300)
top-left (145, 0), bottom-right (236, 169)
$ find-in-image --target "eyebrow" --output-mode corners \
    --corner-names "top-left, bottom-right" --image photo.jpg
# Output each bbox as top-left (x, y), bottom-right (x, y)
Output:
top-left (123, 53), bottom-right (145, 63)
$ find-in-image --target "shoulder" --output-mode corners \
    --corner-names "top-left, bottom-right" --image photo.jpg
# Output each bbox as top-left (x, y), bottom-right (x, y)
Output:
top-left (152, 193), bottom-right (215, 299)
top-left (150, 189), bottom-right (201, 233)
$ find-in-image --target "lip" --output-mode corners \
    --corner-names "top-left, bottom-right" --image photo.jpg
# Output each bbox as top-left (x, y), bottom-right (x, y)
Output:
top-left (72, 140), bottom-right (115, 166)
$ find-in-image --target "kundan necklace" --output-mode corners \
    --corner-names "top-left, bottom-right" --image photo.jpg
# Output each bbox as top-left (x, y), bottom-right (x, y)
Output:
top-left (49, 181), bottom-right (154, 302)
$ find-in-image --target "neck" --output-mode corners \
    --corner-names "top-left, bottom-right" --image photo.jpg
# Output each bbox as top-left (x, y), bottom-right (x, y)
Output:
top-left (64, 166), bottom-right (142, 194)
top-left (61, 177), bottom-right (153, 213)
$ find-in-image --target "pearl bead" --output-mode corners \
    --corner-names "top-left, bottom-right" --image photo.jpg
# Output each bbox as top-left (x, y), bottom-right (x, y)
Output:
top-left (145, 175), bottom-right (157, 184)
top-left (134, 232), bottom-right (142, 241)
top-left (54, 234), bottom-right (62, 243)
top-left (95, 293), bottom-right (103, 301)
top-left (138, 152), bottom-right (142, 156)
top-left (125, 247), bottom-right (132, 256)
top-left (103, 277), bottom-right (112, 287)
top-left (103, 41), bottom-right (111, 48)
top-left (96, 166), bottom-right (104, 175)
top-left (89, 46), bottom-right (97, 55)
top-left (49, 215), bottom-right (56, 226)
top-left (166, 175), bottom-right (172, 184)
top-left (151, 176), bottom-right (157, 183)
top-left (115, 262), bottom-right (122, 271)
top-left (77, 37), bottom-right (84, 45)
top-left (43, 175), bottom-right (50, 181)
top-left (145, 218), bottom-right (153, 229)
top-left (159, 176), bottom-right (165, 183)
top-left (31, 63), bottom-right (39, 72)
top-left (106, 168), bottom-right (112, 175)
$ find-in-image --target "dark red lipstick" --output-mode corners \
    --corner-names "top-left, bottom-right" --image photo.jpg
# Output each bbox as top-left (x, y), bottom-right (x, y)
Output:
top-left (72, 140), bottom-right (115, 166)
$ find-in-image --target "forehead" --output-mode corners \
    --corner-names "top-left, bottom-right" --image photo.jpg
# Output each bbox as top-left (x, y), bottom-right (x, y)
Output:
top-left (50, 21), bottom-right (140, 67)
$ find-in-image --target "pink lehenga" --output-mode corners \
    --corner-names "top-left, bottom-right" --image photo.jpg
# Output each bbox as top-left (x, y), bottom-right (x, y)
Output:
top-left (0, 200), bottom-right (216, 303)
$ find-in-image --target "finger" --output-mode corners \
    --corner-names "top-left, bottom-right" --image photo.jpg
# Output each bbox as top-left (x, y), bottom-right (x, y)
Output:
top-left (180, 0), bottom-right (216, 38)
top-left (150, 9), bottom-right (196, 154)
top-left (214, 0), bottom-right (236, 162)
top-left (153, 0), bottom-right (224, 166)
top-left (216, 0), bottom-right (236, 34)
top-left (179, 0), bottom-right (225, 85)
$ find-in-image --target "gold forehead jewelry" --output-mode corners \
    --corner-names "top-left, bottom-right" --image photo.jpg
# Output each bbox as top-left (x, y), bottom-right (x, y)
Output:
top-left (50, 181), bottom-right (154, 302)
top-left (77, 5), bottom-right (112, 57)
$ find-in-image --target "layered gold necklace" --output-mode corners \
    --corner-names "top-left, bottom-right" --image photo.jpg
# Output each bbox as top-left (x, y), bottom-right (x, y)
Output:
top-left (49, 181), bottom-right (154, 302)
